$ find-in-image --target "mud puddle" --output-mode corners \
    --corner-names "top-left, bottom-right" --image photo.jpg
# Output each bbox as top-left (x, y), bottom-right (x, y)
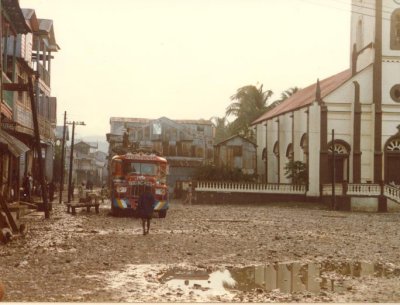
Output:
top-left (99, 260), bottom-right (400, 302)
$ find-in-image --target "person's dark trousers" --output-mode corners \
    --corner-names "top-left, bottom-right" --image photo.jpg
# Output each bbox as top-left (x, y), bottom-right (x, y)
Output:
top-left (141, 218), bottom-right (151, 235)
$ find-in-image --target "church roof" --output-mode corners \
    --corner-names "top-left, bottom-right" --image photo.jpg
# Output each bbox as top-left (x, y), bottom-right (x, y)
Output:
top-left (252, 69), bottom-right (351, 125)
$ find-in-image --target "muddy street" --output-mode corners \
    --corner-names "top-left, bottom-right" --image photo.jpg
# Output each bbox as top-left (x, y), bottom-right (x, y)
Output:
top-left (1, 199), bottom-right (400, 302)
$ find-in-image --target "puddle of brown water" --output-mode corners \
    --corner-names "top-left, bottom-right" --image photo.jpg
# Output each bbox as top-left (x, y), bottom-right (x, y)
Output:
top-left (160, 260), bottom-right (400, 295)
top-left (159, 267), bottom-right (236, 297)
top-left (98, 260), bottom-right (400, 302)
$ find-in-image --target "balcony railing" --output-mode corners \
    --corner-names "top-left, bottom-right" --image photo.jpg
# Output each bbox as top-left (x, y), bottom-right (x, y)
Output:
top-left (38, 115), bottom-right (53, 140)
top-left (196, 181), bottom-right (306, 194)
top-left (2, 72), bottom-right (13, 109)
top-left (36, 62), bottom-right (50, 87)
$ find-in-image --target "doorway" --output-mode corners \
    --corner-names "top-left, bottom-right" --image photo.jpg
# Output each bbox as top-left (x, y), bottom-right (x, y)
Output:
top-left (328, 141), bottom-right (350, 183)
top-left (385, 137), bottom-right (400, 185)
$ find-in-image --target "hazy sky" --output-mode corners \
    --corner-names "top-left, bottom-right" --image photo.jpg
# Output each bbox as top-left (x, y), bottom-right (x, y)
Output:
top-left (19, 0), bottom-right (351, 140)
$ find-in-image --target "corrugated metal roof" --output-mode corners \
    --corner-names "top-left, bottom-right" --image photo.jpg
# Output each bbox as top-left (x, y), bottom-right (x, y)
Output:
top-left (21, 8), bottom-right (39, 32)
top-left (38, 19), bottom-right (60, 51)
top-left (252, 69), bottom-right (351, 125)
top-left (175, 119), bottom-right (213, 125)
top-left (214, 134), bottom-right (257, 147)
top-left (110, 117), bottom-right (212, 125)
top-left (3, 0), bottom-right (31, 34)
top-left (0, 130), bottom-right (30, 157)
top-left (110, 117), bottom-right (151, 124)
top-left (38, 18), bottom-right (53, 32)
top-left (21, 8), bottom-right (35, 19)
top-left (75, 140), bottom-right (98, 149)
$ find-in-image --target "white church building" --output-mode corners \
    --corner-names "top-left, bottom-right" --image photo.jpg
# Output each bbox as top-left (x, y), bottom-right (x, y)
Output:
top-left (251, 0), bottom-right (400, 211)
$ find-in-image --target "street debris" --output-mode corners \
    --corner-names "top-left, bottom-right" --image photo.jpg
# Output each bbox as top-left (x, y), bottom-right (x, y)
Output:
top-left (0, 199), bottom-right (400, 302)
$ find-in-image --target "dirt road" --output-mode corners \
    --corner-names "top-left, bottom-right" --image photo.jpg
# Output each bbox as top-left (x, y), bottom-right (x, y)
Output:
top-left (1, 199), bottom-right (400, 302)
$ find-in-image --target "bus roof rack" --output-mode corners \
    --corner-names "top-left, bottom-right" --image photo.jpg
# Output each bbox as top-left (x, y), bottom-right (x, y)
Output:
top-left (111, 145), bottom-right (163, 157)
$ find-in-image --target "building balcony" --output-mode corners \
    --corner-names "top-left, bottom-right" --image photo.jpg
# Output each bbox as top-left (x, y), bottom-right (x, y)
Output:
top-left (2, 72), bottom-right (14, 110)
top-left (36, 62), bottom-right (50, 87)
top-left (38, 114), bottom-right (53, 141)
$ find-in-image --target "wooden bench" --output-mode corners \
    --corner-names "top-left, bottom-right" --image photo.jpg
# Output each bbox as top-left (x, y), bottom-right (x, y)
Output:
top-left (66, 202), bottom-right (100, 215)
top-left (66, 191), bottom-right (102, 215)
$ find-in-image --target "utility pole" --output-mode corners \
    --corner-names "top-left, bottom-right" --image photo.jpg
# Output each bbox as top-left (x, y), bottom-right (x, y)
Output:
top-left (28, 75), bottom-right (49, 218)
top-left (58, 111), bottom-right (67, 204)
top-left (331, 129), bottom-right (336, 210)
top-left (66, 121), bottom-right (85, 203)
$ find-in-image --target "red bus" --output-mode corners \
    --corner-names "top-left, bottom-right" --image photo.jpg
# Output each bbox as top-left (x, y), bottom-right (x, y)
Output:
top-left (110, 152), bottom-right (169, 217)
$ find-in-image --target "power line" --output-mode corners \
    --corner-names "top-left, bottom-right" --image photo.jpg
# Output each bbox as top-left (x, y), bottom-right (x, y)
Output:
top-left (328, 0), bottom-right (396, 15)
top-left (295, 0), bottom-right (394, 21)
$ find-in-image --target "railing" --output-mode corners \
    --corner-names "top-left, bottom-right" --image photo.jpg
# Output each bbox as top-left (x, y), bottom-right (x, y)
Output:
top-left (196, 181), bottom-right (306, 194)
top-left (195, 181), bottom-right (400, 204)
top-left (38, 115), bottom-right (53, 140)
top-left (37, 62), bottom-right (50, 87)
top-left (384, 184), bottom-right (400, 204)
top-left (2, 72), bottom-right (13, 109)
top-left (347, 183), bottom-right (381, 196)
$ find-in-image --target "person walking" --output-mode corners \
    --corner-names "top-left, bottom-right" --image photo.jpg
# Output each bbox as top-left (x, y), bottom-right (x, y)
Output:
top-left (137, 185), bottom-right (155, 235)
top-left (23, 173), bottom-right (33, 202)
top-left (183, 183), bottom-right (193, 205)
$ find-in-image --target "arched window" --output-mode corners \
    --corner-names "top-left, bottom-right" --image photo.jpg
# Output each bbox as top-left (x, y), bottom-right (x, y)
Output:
top-left (386, 138), bottom-right (400, 151)
top-left (300, 133), bottom-right (307, 151)
top-left (262, 147), bottom-right (267, 160)
top-left (300, 133), bottom-right (308, 162)
top-left (356, 19), bottom-right (363, 51)
top-left (273, 141), bottom-right (279, 157)
top-left (328, 142), bottom-right (350, 155)
top-left (286, 143), bottom-right (293, 160)
top-left (385, 132), bottom-right (400, 184)
top-left (391, 9), bottom-right (400, 50)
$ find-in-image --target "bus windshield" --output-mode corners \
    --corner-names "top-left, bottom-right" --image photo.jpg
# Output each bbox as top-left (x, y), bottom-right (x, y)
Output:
top-left (123, 161), bottom-right (158, 176)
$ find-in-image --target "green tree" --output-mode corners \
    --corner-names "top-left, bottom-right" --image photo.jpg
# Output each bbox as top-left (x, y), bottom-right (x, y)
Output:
top-left (226, 84), bottom-right (273, 141)
top-left (272, 87), bottom-right (299, 108)
top-left (284, 160), bottom-right (308, 185)
top-left (194, 164), bottom-right (257, 182)
top-left (211, 116), bottom-right (231, 144)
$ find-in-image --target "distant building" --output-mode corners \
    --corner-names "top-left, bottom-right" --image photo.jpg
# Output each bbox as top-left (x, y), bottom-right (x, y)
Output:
top-left (106, 116), bottom-right (214, 193)
top-left (66, 141), bottom-right (107, 187)
top-left (214, 135), bottom-right (257, 175)
top-left (55, 126), bottom-right (69, 142)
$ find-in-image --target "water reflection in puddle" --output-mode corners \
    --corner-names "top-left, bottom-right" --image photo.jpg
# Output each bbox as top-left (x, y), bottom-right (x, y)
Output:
top-left (159, 268), bottom-right (236, 297)
top-left (160, 260), bottom-right (400, 295)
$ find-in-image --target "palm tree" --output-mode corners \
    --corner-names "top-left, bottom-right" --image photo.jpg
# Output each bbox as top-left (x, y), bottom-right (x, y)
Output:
top-left (226, 84), bottom-right (273, 140)
top-left (211, 116), bottom-right (230, 144)
top-left (274, 87), bottom-right (299, 106)
top-left (259, 86), bottom-right (300, 115)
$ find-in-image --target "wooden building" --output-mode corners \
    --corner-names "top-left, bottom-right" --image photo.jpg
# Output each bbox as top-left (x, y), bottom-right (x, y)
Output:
top-left (0, 0), bottom-right (32, 202)
top-left (2, 7), bottom-right (59, 189)
top-left (214, 135), bottom-right (257, 175)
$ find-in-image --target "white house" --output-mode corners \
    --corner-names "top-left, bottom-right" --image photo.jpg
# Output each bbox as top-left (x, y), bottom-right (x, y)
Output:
top-left (251, 0), bottom-right (400, 211)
